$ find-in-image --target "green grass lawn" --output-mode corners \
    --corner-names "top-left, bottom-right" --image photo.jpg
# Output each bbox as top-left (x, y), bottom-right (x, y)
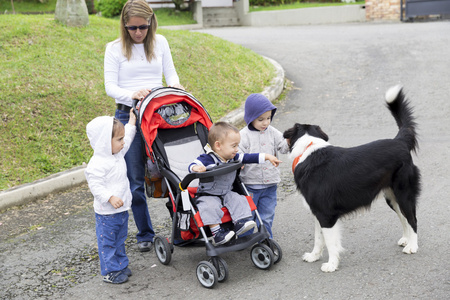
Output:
top-left (0, 14), bottom-right (274, 190)
top-left (1, 0), bottom-right (196, 26)
top-left (1, 0), bottom-right (58, 13)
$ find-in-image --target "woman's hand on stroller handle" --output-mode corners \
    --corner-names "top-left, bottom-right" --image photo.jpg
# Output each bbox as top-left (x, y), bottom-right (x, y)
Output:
top-left (132, 88), bottom-right (151, 100)
top-left (169, 83), bottom-right (185, 90)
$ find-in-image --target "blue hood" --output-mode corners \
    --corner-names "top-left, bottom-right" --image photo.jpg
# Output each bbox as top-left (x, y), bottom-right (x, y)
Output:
top-left (244, 93), bottom-right (277, 125)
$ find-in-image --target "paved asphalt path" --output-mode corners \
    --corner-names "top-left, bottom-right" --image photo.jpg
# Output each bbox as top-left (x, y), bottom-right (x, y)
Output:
top-left (1, 21), bottom-right (449, 299)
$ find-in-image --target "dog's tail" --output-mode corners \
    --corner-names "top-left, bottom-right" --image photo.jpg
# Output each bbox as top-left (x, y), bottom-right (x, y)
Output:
top-left (385, 85), bottom-right (418, 153)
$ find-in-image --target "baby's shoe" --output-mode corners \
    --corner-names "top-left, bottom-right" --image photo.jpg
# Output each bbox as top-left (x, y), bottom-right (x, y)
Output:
top-left (103, 270), bottom-right (128, 284)
top-left (213, 227), bottom-right (235, 245)
top-left (234, 218), bottom-right (256, 236)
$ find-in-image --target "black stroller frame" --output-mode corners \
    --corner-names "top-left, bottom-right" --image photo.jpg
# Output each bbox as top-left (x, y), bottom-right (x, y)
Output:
top-left (135, 87), bottom-right (282, 288)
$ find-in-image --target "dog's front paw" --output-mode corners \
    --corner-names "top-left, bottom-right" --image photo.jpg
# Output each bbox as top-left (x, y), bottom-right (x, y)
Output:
top-left (397, 237), bottom-right (408, 247)
top-left (302, 252), bottom-right (321, 262)
top-left (402, 243), bottom-right (418, 254)
top-left (321, 262), bottom-right (338, 272)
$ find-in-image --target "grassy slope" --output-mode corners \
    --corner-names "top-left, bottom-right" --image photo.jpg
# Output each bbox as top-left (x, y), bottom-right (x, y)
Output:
top-left (0, 14), bottom-right (273, 190)
top-left (0, 0), bottom-right (58, 13)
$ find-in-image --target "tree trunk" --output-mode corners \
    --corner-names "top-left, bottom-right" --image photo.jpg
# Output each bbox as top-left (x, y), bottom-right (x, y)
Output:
top-left (10, 0), bottom-right (15, 14)
top-left (55, 0), bottom-right (89, 27)
top-left (172, 0), bottom-right (185, 11)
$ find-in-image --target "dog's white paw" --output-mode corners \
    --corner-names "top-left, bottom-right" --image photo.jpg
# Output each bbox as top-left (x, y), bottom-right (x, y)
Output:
top-left (402, 243), bottom-right (418, 254)
top-left (302, 252), bottom-right (321, 262)
top-left (321, 262), bottom-right (338, 273)
top-left (397, 237), bottom-right (408, 247)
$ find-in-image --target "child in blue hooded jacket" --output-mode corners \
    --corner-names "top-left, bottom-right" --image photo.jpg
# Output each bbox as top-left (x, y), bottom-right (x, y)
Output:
top-left (239, 94), bottom-right (289, 239)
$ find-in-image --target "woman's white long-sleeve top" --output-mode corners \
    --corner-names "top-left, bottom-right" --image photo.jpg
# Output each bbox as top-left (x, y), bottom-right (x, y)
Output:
top-left (104, 34), bottom-right (180, 107)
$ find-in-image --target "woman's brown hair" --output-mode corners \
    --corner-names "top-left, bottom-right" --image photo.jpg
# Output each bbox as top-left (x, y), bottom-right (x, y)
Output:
top-left (119, 0), bottom-right (158, 62)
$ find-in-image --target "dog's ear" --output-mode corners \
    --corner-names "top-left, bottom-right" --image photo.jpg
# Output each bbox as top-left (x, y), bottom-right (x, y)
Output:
top-left (314, 125), bottom-right (329, 141)
top-left (283, 124), bottom-right (298, 140)
top-left (283, 124), bottom-right (302, 151)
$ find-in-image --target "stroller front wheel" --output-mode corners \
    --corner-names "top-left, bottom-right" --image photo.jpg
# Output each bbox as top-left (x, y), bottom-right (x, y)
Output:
top-left (265, 239), bottom-right (283, 264)
top-left (154, 236), bottom-right (172, 265)
top-left (250, 243), bottom-right (274, 270)
top-left (196, 261), bottom-right (218, 288)
top-left (209, 256), bottom-right (228, 283)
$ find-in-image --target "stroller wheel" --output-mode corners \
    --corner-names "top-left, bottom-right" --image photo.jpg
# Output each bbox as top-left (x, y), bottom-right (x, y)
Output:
top-left (209, 257), bottom-right (228, 283)
top-left (154, 236), bottom-right (172, 265)
top-left (196, 261), bottom-right (218, 288)
top-left (250, 243), bottom-right (274, 270)
top-left (265, 239), bottom-right (283, 264)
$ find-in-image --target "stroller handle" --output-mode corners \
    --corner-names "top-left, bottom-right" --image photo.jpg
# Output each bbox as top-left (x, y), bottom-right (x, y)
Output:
top-left (180, 161), bottom-right (243, 190)
top-left (131, 99), bottom-right (139, 118)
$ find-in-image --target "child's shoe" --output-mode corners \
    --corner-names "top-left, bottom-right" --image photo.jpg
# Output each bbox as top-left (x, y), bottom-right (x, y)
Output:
top-left (120, 267), bottom-right (132, 277)
top-left (103, 271), bottom-right (129, 284)
top-left (234, 218), bottom-right (257, 236)
top-left (213, 227), bottom-right (235, 245)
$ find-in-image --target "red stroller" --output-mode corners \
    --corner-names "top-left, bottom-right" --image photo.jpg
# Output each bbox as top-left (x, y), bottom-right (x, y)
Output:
top-left (135, 87), bottom-right (282, 288)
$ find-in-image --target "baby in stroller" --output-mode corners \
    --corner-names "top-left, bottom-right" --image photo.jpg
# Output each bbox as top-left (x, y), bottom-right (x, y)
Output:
top-left (189, 122), bottom-right (282, 246)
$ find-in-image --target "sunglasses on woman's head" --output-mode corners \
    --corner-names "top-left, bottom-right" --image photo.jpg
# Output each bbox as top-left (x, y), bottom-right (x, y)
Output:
top-left (125, 24), bottom-right (150, 31)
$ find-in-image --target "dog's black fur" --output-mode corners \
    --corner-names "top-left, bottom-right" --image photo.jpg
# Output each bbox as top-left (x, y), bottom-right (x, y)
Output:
top-left (283, 85), bottom-right (421, 272)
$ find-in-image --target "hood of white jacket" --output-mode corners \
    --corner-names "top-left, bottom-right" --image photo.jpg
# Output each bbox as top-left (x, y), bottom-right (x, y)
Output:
top-left (86, 116), bottom-right (114, 158)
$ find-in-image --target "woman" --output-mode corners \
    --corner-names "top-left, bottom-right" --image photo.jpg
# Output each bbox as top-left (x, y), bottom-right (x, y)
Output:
top-left (104, 0), bottom-right (183, 252)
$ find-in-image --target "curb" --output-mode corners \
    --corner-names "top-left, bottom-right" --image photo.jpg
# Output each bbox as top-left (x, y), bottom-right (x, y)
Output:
top-left (0, 166), bottom-right (87, 211)
top-left (0, 57), bottom-right (285, 212)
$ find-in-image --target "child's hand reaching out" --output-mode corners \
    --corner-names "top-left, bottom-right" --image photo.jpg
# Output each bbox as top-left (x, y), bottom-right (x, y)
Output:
top-left (265, 154), bottom-right (282, 167)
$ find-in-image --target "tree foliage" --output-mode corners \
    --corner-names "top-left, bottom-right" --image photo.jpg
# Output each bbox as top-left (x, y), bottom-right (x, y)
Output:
top-left (94, 0), bottom-right (127, 18)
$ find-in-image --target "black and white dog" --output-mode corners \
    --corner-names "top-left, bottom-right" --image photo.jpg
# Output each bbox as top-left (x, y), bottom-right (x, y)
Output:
top-left (283, 85), bottom-right (421, 272)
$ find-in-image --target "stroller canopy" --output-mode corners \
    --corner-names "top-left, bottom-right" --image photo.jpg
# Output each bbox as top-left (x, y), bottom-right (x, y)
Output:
top-left (138, 88), bottom-right (213, 158)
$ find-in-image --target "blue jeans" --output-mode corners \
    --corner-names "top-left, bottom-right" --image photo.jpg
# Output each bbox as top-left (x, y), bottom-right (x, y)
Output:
top-left (115, 109), bottom-right (155, 243)
top-left (247, 185), bottom-right (278, 239)
top-left (96, 211), bottom-right (129, 276)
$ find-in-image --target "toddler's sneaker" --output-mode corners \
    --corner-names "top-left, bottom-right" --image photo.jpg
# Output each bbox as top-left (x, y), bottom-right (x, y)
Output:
top-left (120, 267), bottom-right (132, 277)
top-left (234, 218), bottom-right (256, 236)
top-left (103, 271), bottom-right (129, 284)
top-left (213, 227), bottom-right (235, 245)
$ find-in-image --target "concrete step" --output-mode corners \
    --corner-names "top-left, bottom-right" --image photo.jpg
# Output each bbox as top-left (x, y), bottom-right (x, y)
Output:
top-left (203, 7), bottom-right (240, 27)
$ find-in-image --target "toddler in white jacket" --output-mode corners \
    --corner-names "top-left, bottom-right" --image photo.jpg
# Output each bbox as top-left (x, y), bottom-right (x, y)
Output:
top-left (85, 110), bottom-right (136, 284)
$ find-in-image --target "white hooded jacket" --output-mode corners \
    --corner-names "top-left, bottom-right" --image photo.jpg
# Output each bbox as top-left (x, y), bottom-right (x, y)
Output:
top-left (84, 116), bottom-right (136, 215)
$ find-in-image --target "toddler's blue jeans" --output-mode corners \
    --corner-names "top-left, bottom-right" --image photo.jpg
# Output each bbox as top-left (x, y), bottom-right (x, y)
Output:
top-left (247, 185), bottom-right (278, 239)
top-left (96, 211), bottom-right (129, 276)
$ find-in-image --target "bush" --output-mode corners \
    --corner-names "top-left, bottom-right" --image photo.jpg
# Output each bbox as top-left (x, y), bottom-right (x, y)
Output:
top-left (95, 0), bottom-right (127, 18)
top-left (85, 0), bottom-right (96, 14)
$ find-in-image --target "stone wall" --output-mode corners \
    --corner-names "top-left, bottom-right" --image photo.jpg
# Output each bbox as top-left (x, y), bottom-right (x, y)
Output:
top-left (365, 0), bottom-right (401, 21)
